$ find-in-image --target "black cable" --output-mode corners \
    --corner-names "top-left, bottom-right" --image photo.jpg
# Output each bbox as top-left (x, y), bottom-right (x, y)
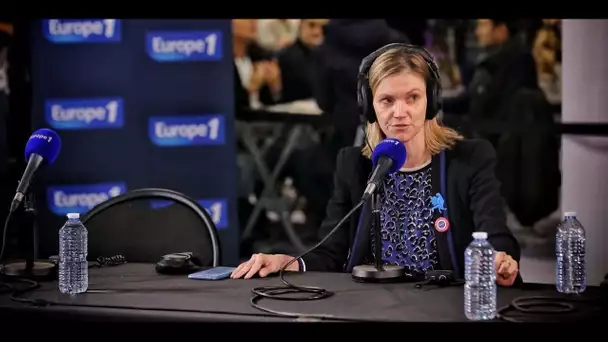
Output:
top-left (249, 200), bottom-right (365, 319)
top-left (497, 294), bottom-right (600, 323)
top-left (7, 278), bottom-right (41, 304)
top-left (0, 210), bottom-right (14, 267)
top-left (0, 274), bottom-right (41, 308)
top-left (0, 207), bottom-right (42, 296)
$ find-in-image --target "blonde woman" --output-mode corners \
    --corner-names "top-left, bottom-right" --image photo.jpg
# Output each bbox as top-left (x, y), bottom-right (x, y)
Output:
top-left (232, 44), bottom-right (521, 287)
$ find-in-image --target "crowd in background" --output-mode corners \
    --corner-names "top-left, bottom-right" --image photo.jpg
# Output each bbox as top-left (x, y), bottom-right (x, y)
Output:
top-left (232, 19), bottom-right (564, 255)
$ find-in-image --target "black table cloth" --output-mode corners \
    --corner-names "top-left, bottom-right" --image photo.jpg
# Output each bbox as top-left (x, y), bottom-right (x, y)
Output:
top-left (0, 263), bottom-right (602, 322)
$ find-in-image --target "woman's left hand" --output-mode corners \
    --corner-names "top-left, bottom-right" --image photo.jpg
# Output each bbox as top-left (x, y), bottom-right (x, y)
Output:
top-left (495, 252), bottom-right (519, 286)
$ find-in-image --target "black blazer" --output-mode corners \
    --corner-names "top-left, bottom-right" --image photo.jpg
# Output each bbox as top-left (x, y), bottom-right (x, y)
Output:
top-left (301, 138), bottom-right (522, 281)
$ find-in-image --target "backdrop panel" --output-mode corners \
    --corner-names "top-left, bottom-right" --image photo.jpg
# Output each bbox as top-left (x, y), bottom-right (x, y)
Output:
top-left (29, 19), bottom-right (239, 266)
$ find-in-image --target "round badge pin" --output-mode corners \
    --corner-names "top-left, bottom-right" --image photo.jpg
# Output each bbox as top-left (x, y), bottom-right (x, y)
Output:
top-left (434, 217), bottom-right (450, 233)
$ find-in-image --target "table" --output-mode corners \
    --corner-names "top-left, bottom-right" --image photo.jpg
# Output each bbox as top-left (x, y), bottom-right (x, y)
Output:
top-left (0, 263), bottom-right (603, 322)
top-left (236, 100), bottom-right (328, 253)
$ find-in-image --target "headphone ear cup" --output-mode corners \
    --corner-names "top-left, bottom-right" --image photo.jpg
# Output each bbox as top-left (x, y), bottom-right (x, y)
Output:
top-left (432, 75), bottom-right (443, 119)
top-left (435, 87), bottom-right (443, 115)
top-left (357, 79), bottom-right (368, 124)
top-left (426, 85), bottom-right (440, 120)
top-left (425, 88), bottom-right (433, 120)
top-left (424, 55), bottom-right (442, 120)
top-left (364, 85), bottom-right (376, 124)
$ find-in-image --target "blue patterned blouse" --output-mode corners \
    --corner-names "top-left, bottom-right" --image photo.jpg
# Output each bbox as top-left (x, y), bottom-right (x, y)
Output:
top-left (369, 160), bottom-right (439, 274)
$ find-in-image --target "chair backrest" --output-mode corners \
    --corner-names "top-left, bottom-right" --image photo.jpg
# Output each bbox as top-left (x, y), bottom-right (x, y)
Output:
top-left (81, 188), bottom-right (221, 266)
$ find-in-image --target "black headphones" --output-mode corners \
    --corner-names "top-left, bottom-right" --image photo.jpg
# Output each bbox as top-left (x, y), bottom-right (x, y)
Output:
top-left (155, 252), bottom-right (203, 275)
top-left (357, 43), bottom-right (443, 124)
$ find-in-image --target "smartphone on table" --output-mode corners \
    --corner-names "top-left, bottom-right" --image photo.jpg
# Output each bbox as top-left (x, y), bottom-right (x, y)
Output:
top-left (188, 266), bottom-right (236, 280)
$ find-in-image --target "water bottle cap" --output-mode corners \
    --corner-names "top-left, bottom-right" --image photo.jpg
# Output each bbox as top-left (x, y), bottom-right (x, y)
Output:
top-left (472, 232), bottom-right (487, 240)
top-left (67, 213), bottom-right (80, 219)
top-left (564, 211), bottom-right (577, 218)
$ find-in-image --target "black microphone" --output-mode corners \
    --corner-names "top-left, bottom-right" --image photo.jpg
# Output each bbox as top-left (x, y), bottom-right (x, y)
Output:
top-left (361, 138), bottom-right (407, 202)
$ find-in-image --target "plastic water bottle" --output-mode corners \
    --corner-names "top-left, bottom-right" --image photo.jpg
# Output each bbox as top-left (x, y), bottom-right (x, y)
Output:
top-left (58, 213), bottom-right (88, 294)
top-left (464, 231), bottom-right (497, 321)
top-left (556, 212), bottom-right (586, 294)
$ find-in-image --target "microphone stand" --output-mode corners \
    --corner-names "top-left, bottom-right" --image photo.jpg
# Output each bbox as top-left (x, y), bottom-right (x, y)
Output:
top-left (2, 192), bottom-right (56, 280)
top-left (351, 191), bottom-right (406, 283)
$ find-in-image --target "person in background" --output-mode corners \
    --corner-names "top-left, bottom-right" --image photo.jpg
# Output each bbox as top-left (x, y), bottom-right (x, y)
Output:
top-left (257, 19), bottom-right (300, 52)
top-left (233, 19), bottom-right (282, 111)
top-left (276, 19), bottom-right (329, 103)
top-left (264, 19), bottom-right (332, 237)
top-left (425, 30), bottom-right (465, 98)
top-left (232, 44), bottom-right (521, 287)
top-left (442, 19), bottom-right (538, 140)
top-left (233, 19), bottom-right (283, 256)
top-left (449, 19), bottom-right (559, 231)
top-left (311, 19), bottom-right (410, 164)
top-left (471, 19), bottom-right (538, 122)
top-left (527, 19), bottom-right (562, 237)
top-left (532, 22), bottom-right (561, 105)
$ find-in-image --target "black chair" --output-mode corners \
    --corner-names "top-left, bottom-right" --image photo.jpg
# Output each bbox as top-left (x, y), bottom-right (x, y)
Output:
top-left (81, 188), bottom-right (221, 267)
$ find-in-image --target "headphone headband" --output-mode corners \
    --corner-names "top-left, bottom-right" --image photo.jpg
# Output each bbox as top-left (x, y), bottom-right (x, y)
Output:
top-left (357, 43), bottom-right (443, 124)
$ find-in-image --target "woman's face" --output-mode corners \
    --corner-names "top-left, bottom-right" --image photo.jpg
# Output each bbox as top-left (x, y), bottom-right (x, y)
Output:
top-left (373, 70), bottom-right (427, 143)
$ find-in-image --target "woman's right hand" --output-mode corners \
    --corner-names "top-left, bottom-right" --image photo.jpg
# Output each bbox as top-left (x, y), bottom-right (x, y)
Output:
top-left (230, 253), bottom-right (298, 279)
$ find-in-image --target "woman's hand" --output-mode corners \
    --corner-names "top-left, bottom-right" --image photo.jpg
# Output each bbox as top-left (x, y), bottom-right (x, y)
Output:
top-left (230, 253), bottom-right (298, 279)
top-left (495, 251), bottom-right (519, 286)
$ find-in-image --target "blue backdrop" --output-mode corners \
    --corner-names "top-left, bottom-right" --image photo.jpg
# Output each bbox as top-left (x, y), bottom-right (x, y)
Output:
top-left (30, 19), bottom-right (239, 265)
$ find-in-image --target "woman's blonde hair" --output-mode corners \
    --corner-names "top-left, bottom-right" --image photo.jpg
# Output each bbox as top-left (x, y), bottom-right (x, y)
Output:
top-left (361, 47), bottom-right (463, 159)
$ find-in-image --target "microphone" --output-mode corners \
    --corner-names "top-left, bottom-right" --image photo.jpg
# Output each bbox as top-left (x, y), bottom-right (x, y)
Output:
top-left (361, 137), bottom-right (407, 202)
top-left (0, 128), bottom-right (61, 281)
top-left (353, 137), bottom-right (408, 283)
top-left (10, 128), bottom-right (62, 213)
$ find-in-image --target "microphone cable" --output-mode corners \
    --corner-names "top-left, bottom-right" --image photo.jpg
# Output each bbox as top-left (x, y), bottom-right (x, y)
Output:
top-left (249, 200), bottom-right (365, 318)
top-left (0, 209), bottom-right (16, 276)
top-left (0, 208), bottom-right (43, 303)
top-left (497, 293), bottom-right (603, 323)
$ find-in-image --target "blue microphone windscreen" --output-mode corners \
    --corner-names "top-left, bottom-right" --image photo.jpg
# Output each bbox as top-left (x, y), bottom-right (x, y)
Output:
top-left (24, 128), bottom-right (62, 165)
top-left (371, 138), bottom-right (407, 174)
